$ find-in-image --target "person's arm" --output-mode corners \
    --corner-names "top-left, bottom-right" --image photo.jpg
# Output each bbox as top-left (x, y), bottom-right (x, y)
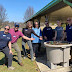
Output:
top-left (32, 29), bottom-right (39, 37)
top-left (22, 35), bottom-right (35, 40)
top-left (53, 31), bottom-right (57, 41)
top-left (8, 41), bottom-right (13, 55)
top-left (40, 29), bottom-right (43, 40)
top-left (55, 31), bottom-right (57, 39)
top-left (40, 29), bottom-right (42, 36)
top-left (62, 31), bottom-right (66, 40)
top-left (32, 29), bottom-right (42, 40)
top-left (43, 28), bottom-right (47, 40)
top-left (22, 28), bottom-right (24, 34)
top-left (61, 30), bottom-right (65, 41)
top-left (19, 31), bottom-right (35, 40)
top-left (43, 28), bottom-right (46, 36)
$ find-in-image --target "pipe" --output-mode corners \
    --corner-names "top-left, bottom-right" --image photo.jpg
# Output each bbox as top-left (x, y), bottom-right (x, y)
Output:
top-left (63, 0), bottom-right (72, 7)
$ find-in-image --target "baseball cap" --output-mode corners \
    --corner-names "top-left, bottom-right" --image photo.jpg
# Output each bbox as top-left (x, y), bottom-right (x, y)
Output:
top-left (14, 23), bottom-right (19, 27)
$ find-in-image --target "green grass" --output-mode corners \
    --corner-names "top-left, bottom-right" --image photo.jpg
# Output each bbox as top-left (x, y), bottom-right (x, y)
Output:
top-left (0, 38), bottom-right (40, 72)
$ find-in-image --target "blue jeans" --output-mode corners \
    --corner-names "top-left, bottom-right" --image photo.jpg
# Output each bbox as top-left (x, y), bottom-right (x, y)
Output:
top-left (22, 40), bottom-right (33, 59)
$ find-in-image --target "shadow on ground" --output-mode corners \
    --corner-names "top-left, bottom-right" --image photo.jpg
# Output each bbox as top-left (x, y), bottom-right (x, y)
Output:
top-left (35, 48), bottom-right (48, 66)
top-left (0, 57), bottom-right (5, 65)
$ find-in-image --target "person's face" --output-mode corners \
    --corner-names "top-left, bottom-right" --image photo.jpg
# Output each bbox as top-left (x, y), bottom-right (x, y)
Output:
top-left (4, 26), bottom-right (10, 33)
top-left (57, 21), bottom-right (61, 26)
top-left (45, 22), bottom-right (49, 27)
top-left (14, 27), bottom-right (19, 31)
top-left (67, 18), bottom-right (71, 24)
top-left (70, 18), bottom-right (72, 24)
top-left (35, 22), bottom-right (38, 28)
top-left (28, 23), bottom-right (32, 28)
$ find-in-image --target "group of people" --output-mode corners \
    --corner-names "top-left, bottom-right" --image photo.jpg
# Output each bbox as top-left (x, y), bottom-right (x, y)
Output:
top-left (43, 17), bottom-right (72, 65)
top-left (43, 17), bottom-right (72, 42)
top-left (22, 21), bottom-right (42, 60)
top-left (0, 17), bottom-right (72, 70)
top-left (0, 21), bottom-right (42, 70)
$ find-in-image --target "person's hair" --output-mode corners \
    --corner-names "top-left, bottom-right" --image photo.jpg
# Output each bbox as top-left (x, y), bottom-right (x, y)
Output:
top-left (71, 17), bottom-right (72, 22)
top-left (34, 21), bottom-right (39, 28)
top-left (57, 19), bottom-right (62, 22)
top-left (26, 21), bottom-right (32, 28)
top-left (57, 20), bottom-right (62, 23)
top-left (4, 25), bottom-right (10, 29)
top-left (45, 21), bottom-right (49, 23)
top-left (67, 17), bottom-right (72, 21)
top-left (56, 20), bottom-right (62, 26)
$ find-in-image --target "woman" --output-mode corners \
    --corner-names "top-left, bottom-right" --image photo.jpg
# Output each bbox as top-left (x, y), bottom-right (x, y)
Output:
top-left (31, 21), bottom-right (42, 57)
top-left (22, 21), bottom-right (42, 61)
top-left (0, 25), bottom-right (14, 70)
top-left (53, 20), bottom-right (64, 41)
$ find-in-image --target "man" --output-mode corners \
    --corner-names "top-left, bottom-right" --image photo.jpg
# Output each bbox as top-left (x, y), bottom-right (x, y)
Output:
top-left (64, 17), bottom-right (72, 42)
top-left (0, 25), bottom-right (14, 70)
top-left (43, 21), bottom-right (53, 41)
top-left (63, 17), bottom-right (72, 65)
top-left (9, 23), bottom-right (34, 66)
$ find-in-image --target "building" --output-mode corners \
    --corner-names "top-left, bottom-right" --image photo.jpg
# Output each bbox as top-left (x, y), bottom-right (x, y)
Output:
top-left (24, 0), bottom-right (72, 29)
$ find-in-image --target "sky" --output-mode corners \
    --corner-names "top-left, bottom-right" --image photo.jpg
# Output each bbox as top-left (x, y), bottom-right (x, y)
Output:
top-left (0, 0), bottom-right (52, 23)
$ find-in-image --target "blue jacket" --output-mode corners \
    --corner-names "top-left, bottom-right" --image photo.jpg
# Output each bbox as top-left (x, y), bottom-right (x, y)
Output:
top-left (31, 27), bottom-right (42, 43)
top-left (43, 27), bottom-right (53, 41)
top-left (65, 24), bottom-right (72, 42)
top-left (0, 31), bottom-right (12, 49)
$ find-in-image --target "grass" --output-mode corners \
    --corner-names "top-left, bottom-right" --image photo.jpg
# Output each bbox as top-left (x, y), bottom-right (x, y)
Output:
top-left (0, 38), bottom-right (40, 72)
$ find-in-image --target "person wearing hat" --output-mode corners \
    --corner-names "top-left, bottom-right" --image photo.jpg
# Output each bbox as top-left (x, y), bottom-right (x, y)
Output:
top-left (9, 23), bottom-right (35, 66)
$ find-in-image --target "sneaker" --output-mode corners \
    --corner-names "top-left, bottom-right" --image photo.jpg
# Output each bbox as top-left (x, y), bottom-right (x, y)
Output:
top-left (31, 59), bottom-right (34, 61)
top-left (23, 56), bottom-right (27, 59)
top-left (31, 57), bottom-right (36, 61)
top-left (18, 62), bottom-right (24, 66)
top-left (33, 53), bottom-right (35, 57)
top-left (8, 66), bottom-right (15, 70)
top-left (34, 57), bottom-right (36, 60)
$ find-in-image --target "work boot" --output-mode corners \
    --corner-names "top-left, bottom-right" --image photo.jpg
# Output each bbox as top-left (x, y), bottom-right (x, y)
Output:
top-left (18, 62), bottom-right (24, 66)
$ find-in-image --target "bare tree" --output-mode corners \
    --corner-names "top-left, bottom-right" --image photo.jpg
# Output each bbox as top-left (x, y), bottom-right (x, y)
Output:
top-left (0, 5), bottom-right (7, 28)
top-left (24, 6), bottom-right (35, 21)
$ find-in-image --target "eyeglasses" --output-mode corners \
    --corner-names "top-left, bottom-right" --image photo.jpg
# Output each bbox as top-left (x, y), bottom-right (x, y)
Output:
top-left (5, 28), bottom-right (9, 30)
top-left (67, 20), bottom-right (71, 21)
top-left (35, 24), bottom-right (38, 25)
top-left (45, 23), bottom-right (48, 24)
